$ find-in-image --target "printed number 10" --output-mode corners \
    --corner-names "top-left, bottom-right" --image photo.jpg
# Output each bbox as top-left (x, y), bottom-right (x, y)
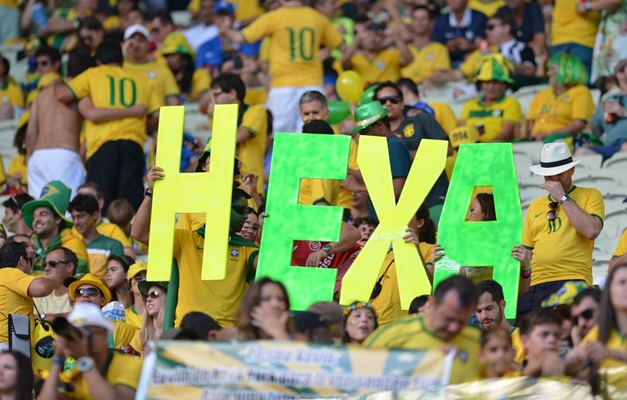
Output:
top-left (287, 28), bottom-right (315, 62)
top-left (106, 75), bottom-right (137, 107)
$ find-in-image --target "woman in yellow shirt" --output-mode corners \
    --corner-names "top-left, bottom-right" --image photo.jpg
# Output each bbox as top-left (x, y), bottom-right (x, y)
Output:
top-left (527, 54), bottom-right (594, 144)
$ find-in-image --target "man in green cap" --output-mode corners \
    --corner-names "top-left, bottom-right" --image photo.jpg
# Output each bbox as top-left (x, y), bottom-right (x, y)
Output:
top-left (22, 180), bottom-right (89, 276)
top-left (348, 101), bottom-right (411, 201)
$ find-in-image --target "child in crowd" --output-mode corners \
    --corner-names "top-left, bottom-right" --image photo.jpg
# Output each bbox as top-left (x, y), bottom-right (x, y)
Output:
top-left (480, 327), bottom-right (519, 379)
top-left (352, 216), bottom-right (377, 244)
top-left (519, 309), bottom-right (564, 377)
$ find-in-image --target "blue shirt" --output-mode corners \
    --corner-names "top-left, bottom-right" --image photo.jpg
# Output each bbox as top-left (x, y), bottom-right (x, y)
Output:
top-left (497, 1), bottom-right (544, 44)
top-left (432, 9), bottom-right (487, 63)
top-left (195, 37), bottom-right (261, 70)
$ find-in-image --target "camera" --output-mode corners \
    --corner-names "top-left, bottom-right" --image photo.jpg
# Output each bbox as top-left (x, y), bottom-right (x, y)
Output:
top-left (51, 317), bottom-right (82, 339)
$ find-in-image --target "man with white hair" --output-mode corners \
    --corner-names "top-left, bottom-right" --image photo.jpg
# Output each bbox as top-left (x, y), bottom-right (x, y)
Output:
top-left (518, 142), bottom-right (604, 320)
top-left (39, 303), bottom-right (142, 400)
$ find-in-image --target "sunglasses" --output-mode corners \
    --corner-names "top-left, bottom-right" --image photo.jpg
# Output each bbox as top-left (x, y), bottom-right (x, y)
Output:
top-left (75, 288), bottom-right (100, 298)
top-left (572, 308), bottom-right (595, 323)
top-left (375, 96), bottom-right (401, 105)
top-left (43, 260), bottom-right (71, 268)
top-left (36, 60), bottom-right (49, 67)
top-left (547, 201), bottom-right (558, 221)
top-left (486, 23), bottom-right (502, 31)
top-left (133, 274), bottom-right (146, 282)
top-left (231, 204), bottom-right (248, 214)
top-left (146, 290), bottom-right (161, 299)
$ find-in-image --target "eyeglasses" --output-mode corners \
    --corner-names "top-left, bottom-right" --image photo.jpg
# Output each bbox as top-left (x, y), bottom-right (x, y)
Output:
top-left (212, 91), bottom-right (226, 97)
top-left (146, 290), bottom-right (161, 299)
top-left (43, 260), bottom-right (71, 268)
top-left (231, 204), bottom-right (248, 214)
top-left (375, 96), bottom-right (401, 105)
top-left (572, 308), bottom-right (595, 323)
top-left (486, 23), bottom-right (502, 31)
top-left (75, 288), bottom-right (100, 298)
top-left (547, 201), bottom-right (558, 221)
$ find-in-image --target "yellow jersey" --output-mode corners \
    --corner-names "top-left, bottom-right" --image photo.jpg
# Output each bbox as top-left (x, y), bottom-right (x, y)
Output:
top-left (191, 68), bottom-right (211, 100)
top-left (364, 314), bottom-right (482, 384)
top-left (239, 104), bottom-right (267, 194)
top-left (242, 7), bottom-right (343, 87)
top-left (612, 229), bottom-right (627, 258)
top-left (8, 154), bottom-right (27, 185)
top-left (523, 186), bottom-right (604, 286)
top-left (172, 229), bottom-right (259, 327)
top-left (53, 351), bottom-right (142, 399)
top-left (33, 229), bottom-right (90, 276)
top-left (551, 0), bottom-right (600, 47)
top-left (527, 85), bottom-right (594, 138)
top-left (431, 102), bottom-right (457, 134)
top-left (350, 49), bottom-right (402, 85)
top-left (370, 244), bottom-right (434, 327)
top-left (401, 42), bottom-right (451, 84)
top-left (337, 136), bottom-right (359, 209)
top-left (67, 65), bottom-right (163, 159)
top-left (299, 178), bottom-right (340, 206)
top-left (511, 327), bottom-right (526, 364)
top-left (0, 268), bottom-right (35, 343)
top-left (123, 61), bottom-right (180, 103)
top-left (0, 78), bottom-right (24, 108)
top-left (469, 0), bottom-right (505, 17)
top-left (461, 95), bottom-right (523, 142)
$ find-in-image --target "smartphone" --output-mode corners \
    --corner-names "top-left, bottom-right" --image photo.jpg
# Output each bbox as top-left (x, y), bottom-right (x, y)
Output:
top-left (233, 55), bottom-right (243, 70)
top-left (51, 317), bottom-right (82, 339)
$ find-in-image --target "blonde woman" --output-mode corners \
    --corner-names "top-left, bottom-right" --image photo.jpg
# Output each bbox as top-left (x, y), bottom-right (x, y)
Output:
top-left (130, 281), bottom-right (168, 355)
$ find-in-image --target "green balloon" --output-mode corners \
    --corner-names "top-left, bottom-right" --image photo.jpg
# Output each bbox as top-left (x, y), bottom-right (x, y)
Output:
top-left (326, 100), bottom-right (351, 125)
top-left (359, 85), bottom-right (378, 105)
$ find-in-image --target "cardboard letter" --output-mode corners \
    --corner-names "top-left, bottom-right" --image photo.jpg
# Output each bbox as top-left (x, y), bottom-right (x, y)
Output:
top-left (148, 105), bottom-right (237, 281)
top-left (257, 133), bottom-right (351, 310)
top-left (435, 143), bottom-right (522, 318)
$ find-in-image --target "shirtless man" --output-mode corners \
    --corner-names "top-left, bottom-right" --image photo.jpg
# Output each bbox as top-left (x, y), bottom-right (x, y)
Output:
top-left (25, 48), bottom-right (146, 198)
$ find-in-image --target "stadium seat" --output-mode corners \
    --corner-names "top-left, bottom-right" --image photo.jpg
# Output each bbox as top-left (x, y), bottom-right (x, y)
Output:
top-left (604, 203), bottom-right (627, 237)
top-left (172, 11), bottom-right (192, 28)
top-left (599, 187), bottom-right (627, 210)
top-left (595, 236), bottom-right (620, 256)
top-left (592, 253), bottom-right (611, 285)
top-left (575, 153), bottom-right (603, 170)
top-left (600, 220), bottom-right (620, 239)
top-left (512, 141), bottom-right (544, 164)
top-left (573, 170), bottom-right (622, 190)
top-left (512, 83), bottom-right (550, 116)
top-left (603, 151), bottom-right (627, 170)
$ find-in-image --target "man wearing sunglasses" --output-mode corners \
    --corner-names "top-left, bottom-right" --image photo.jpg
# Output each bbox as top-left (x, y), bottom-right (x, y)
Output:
top-left (66, 273), bottom-right (137, 349)
top-left (570, 288), bottom-right (600, 344)
top-left (33, 247), bottom-right (77, 322)
top-left (519, 142), bottom-right (604, 321)
top-left (133, 169), bottom-right (259, 328)
top-left (373, 81), bottom-right (452, 224)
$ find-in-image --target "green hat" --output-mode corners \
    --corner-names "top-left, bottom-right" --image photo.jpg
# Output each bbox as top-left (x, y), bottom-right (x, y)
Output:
top-left (137, 281), bottom-right (169, 298)
top-left (352, 101), bottom-right (388, 133)
top-left (22, 180), bottom-right (73, 230)
top-left (474, 54), bottom-right (514, 84)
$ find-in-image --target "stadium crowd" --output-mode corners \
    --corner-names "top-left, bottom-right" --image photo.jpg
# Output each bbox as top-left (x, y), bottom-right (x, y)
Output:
top-left (0, 0), bottom-right (626, 397)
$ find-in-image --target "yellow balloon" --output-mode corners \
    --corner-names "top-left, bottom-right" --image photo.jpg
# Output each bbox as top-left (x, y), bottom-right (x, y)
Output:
top-left (336, 70), bottom-right (364, 103)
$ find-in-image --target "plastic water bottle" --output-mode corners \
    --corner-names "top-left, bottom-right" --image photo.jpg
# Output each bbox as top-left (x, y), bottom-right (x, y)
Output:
top-left (32, 3), bottom-right (48, 31)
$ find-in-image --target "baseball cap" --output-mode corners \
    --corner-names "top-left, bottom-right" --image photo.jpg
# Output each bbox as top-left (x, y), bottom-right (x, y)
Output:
top-left (68, 303), bottom-right (115, 334)
top-left (124, 24), bottom-right (150, 41)
top-left (213, 1), bottom-right (235, 14)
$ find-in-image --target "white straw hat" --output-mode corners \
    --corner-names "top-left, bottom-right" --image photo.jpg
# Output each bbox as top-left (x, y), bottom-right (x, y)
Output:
top-left (530, 142), bottom-right (580, 176)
